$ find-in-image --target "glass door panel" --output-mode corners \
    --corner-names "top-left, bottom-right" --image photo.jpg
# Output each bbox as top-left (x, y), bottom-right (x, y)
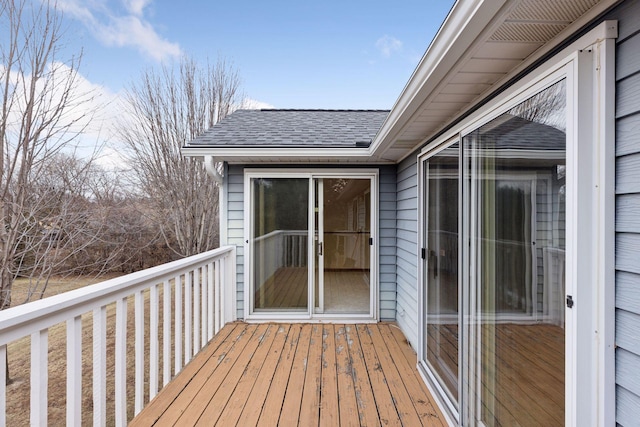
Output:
top-left (319, 178), bottom-right (371, 314)
top-left (464, 80), bottom-right (566, 426)
top-left (252, 177), bottom-right (309, 311)
top-left (424, 144), bottom-right (459, 405)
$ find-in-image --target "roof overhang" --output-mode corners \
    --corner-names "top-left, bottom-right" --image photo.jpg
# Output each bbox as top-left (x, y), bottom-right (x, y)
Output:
top-left (182, 0), bottom-right (620, 165)
top-left (370, 0), bottom-right (620, 162)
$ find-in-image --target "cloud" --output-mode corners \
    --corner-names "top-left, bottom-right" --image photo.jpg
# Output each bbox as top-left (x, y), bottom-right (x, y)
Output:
top-left (375, 35), bottom-right (403, 58)
top-left (243, 98), bottom-right (275, 110)
top-left (59, 0), bottom-right (181, 62)
top-left (124, 0), bottom-right (152, 16)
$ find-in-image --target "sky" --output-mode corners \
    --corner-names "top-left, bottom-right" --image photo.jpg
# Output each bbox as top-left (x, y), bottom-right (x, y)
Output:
top-left (57, 0), bottom-right (456, 110)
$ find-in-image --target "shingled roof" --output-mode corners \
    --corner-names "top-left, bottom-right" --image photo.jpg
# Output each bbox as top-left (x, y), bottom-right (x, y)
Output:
top-left (186, 109), bottom-right (390, 148)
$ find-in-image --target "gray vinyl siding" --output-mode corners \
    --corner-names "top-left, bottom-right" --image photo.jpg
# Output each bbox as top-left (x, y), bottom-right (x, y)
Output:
top-left (612, 0), bottom-right (640, 423)
top-left (379, 165), bottom-right (398, 321)
top-left (395, 155), bottom-right (419, 348)
top-left (226, 164), bottom-right (246, 320)
top-left (224, 164), bottom-right (397, 321)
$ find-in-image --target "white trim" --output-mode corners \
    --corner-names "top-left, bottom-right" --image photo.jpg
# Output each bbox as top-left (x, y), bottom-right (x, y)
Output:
top-left (243, 168), bottom-right (379, 323)
top-left (595, 34), bottom-right (616, 427)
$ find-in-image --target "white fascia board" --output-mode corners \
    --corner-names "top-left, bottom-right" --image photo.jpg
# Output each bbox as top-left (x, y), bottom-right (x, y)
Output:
top-left (181, 146), bottom-right (394, 163)
top-left (370, 0), bottom-right (508, 156)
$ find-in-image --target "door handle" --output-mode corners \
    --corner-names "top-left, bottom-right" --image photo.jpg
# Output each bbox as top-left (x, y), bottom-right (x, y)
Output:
top-left (318, 241), bottom-right (323, 256)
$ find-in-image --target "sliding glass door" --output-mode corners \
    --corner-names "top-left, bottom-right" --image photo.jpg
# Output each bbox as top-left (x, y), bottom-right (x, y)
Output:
top-left (419, 80), bottom-right (567, 425)
top-left (248, 172), bottom-right (376, 319)
top-left (422, 144), bottom-right (460, 409)
top-left (251, 177), bottom-right (310, 311)
top-left (315, 178), bottom-right (371, 314)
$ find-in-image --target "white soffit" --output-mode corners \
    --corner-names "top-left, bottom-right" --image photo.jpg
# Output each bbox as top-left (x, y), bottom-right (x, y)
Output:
top-left (373, 0), bottom-right (615, 162)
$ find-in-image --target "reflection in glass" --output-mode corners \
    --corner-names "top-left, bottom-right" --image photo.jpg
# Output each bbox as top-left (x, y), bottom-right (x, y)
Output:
top-left (463, 80), bottom-right (566, 426)
top-left (252, 178), bottom-right (308, 311)
top-left (424, 143), bottom-right (459, 404)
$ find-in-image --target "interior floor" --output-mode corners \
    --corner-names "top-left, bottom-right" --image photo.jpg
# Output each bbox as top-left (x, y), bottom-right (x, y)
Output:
top-left (254, 267), bottom-right (370, 314)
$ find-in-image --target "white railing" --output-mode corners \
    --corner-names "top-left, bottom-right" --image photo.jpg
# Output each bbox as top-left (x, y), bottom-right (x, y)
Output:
top-left (0, 245), bottom-right (236, 427)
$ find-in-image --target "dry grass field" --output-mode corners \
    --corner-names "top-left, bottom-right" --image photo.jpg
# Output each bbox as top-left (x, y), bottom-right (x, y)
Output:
top-left (4, 275), bottom-right (169, 426)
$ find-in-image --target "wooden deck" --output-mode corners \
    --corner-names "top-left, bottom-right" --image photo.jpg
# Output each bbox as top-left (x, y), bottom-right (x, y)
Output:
top-left (130, 322), bottom-right (447, 426)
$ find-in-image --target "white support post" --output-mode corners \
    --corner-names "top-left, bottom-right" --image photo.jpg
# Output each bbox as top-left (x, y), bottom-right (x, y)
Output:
top-left (174, 274), bottom-right (182, 374)
top-left (216, 259), bottom-right (222, 333)
top-left (201, 265), bottom-right (208, 346)
top-left (163, 280), bottom-right (171, 386)
top-left (0, 345), bottom-right (6, 427)
top-left (134, 291), bottom-right (144, 415)
top-left (115, 297), bottom-right (127, 427)
top-left (185, 272), bottom-right (192, 363)
top-left (207, 262), bottom-right (214, 341)
top-left (66, 316), bottom-right (82, 427)
top-left (30, 329), bottom-right (48, 427)
top-left (150, 284), bottom-right (159, 400)
top-left (93, 306), bottom-right (107, 427)
top-left (193, 267), bottom-right (200, 354)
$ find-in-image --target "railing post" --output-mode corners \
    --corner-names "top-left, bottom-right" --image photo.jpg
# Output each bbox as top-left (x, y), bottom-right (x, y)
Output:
top-left (193, 267), bottom-right (200, 353)
top-left (163, 280), bottom-right (171, 386)
top-left (66, 316), bottom-right (82, 427)
top-left (185, 271), bottom-right (192, 363)
top-left (150, 284), bottom-right (159, 399)
top-left (30, 329), bottom-right (48, 426)
top-left (207, 262), bottom-right (214, 341)
top-left (115, 297), bottom-right (127, 427)
top-left (215, 259), bottom-right (222, 334)
top-left (226, 247), bottom-right (237, 324)
top-left (0, 344), bottom-right (6, 427)
top-left (201, 265), bottom-right (208, 346)
top-left (174, 274), bottom-right (182, 374)
top-left (93, 306), bottom-right (107, 427)
top-left (134, 290), bottom-right (144, 415)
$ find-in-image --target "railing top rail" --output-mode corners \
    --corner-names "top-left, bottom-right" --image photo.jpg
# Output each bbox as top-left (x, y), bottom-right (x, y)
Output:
top-left (0, 245), bottom-right (236, 345)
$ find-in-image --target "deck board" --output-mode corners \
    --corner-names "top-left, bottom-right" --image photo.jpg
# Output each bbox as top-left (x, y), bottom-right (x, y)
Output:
top-left (130, 322), bottom-right (447, 426)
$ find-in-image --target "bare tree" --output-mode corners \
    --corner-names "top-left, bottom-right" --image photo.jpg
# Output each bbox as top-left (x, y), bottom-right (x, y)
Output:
top-left (118, 57), bottom-right (243, 257)
top-left (0, 0), bottom-right (97, 311)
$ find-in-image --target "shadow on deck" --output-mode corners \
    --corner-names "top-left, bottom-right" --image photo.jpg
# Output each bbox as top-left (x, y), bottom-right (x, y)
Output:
top-left (130, 322), bottom-right (447, 426)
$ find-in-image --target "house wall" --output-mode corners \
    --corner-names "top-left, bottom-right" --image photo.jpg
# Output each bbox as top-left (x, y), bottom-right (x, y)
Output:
top-left (226, 164), bottom-right (245, 320)
top-left (223, 164), bottom-right (397, 321)
top-left (611, 0), bottom-right (640, 424)
top-left (395, 156), bottom-right (419, 348)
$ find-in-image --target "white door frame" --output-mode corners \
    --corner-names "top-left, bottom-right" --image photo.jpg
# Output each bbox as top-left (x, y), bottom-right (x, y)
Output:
top-left (244, 168), bottom-right (379, 322)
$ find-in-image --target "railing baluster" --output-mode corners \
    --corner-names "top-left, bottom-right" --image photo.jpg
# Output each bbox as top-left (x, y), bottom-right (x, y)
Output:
top-left (93, 306), bottom-right (107, 427)
top-left (163, 279), bottom-right (171, 386)
top-left (0, 344), bottom-right (6, 427)
top-left (115, 297), bottom-right (127, 427)
top-left (30, 329), bottom-right (48, 426)
top-left (207, 262), bottom-right (214, 341)
top-left (66, 316), bottom-right (82, 426)
top-left (185, 272), bottom-right (192, 363)
top-left (193, 267), bottom-right (200, 353)
top-left (134, 290), bottom-right (144, 415)
top-left (201, 265), bottom-right (208, 346)
top-left (174, 274), bottom-right (182, 374)
top-left (150, 284), bottom-right (159, 399)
